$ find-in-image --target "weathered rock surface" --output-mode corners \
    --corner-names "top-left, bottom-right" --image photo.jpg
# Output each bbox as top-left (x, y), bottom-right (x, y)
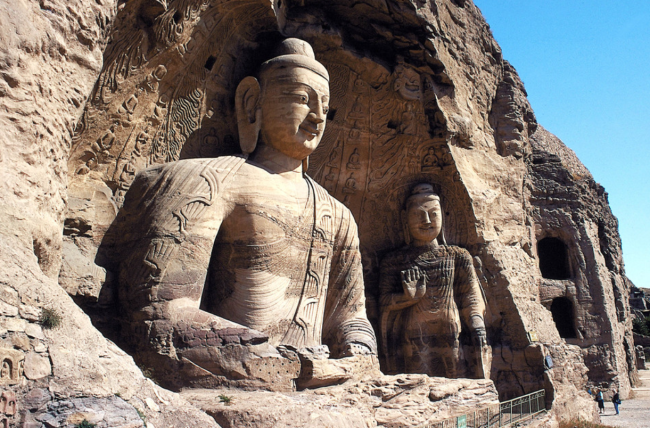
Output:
top-left (0, 0), bottom-right (635, 426)
top-left (183, 375), bottom-right (498, 428)
top-left (27, 396), bottom-right (143, 428)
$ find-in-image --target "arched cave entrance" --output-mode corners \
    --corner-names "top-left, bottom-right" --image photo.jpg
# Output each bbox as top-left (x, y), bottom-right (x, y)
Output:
top-left (537, 237), bottom-right (570, 279)
top-left (550, 297), bottom-right (577, 339)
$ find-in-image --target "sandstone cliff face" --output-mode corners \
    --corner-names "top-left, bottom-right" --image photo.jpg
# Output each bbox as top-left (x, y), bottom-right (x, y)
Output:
top-left (527, 125), bottom-right (637, 392)
top-left (0, 0), bottom-right (220, 425)
top-left (0, 0), bottom-right (632, 426)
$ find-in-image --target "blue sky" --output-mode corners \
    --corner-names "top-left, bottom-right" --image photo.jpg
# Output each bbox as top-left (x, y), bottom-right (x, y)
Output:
top-left (473, 1), bottom-right (650, 288)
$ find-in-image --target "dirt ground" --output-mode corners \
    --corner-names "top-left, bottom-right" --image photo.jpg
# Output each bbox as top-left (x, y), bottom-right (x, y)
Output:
top-left (600, 369), bottom-right (650, 428)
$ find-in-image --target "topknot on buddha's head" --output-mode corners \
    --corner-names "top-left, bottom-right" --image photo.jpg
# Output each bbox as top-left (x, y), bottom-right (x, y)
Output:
top-left (259, 38), bottom-right (329, 82)
top-left (405, 183), bottom-right (440, 211)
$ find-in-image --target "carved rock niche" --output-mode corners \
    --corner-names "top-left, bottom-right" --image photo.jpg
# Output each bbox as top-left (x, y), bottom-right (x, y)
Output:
top-left (0, 349), bottom-right (24, 386)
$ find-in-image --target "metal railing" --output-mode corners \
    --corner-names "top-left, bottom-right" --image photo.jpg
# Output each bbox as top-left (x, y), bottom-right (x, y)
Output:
top-left (418, 389), bottom-right (546, 428)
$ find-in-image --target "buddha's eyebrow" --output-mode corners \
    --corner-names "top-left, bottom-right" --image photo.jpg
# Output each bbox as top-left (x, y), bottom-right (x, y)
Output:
top-left (276, 80), bottom-right (328, 94)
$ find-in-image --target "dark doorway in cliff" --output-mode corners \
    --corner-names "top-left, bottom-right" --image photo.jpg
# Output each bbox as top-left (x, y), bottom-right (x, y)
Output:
top-left (538, 237), bottom-right (570, 279)
top-left (551, 297), bottom-right (577, 339)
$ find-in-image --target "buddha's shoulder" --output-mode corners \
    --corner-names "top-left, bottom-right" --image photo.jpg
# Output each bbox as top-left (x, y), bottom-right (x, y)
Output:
top-left (127, 156), bottom-right (247, 201)
top-left (441, 245), bottom-right (472, 260)
top-left (138, 156), bottom-right (247, 179)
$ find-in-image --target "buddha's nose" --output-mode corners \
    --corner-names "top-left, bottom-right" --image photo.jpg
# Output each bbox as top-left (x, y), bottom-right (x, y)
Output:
top-left (310, 113), bottom-right (325, 124)
top-left (309, 99), bottom-right (327, 123)
top-left (423, 212), bottom-right (431, 224)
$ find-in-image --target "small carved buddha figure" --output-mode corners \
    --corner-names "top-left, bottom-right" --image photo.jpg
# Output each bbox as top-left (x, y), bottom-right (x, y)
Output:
top-left (379, 184), bottom-right (486, 378)
top-left (346, 148), bottom-right (361, 170)
top-left (421, 147), bottom-right (437, 170)
top-left (343, 173), bottom-right (357, 193)
top-left (107, 38), bottom-right (377, 389)
top-left (0, 361), bottom-right (9, 379)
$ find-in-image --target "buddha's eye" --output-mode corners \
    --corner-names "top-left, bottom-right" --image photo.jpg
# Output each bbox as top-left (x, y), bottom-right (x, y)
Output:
top-left (288, 91), bottom-right (310, 104)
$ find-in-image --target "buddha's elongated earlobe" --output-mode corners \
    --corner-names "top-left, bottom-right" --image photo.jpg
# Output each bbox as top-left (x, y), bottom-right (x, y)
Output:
top-left (235, 76), bottom-right (262, 155)
top-left (401, 209), bottom-right (411, 245)
top-left (438, 203), bottom-right (447, 245)
top-left (302, 156), bottom-right (309, 174)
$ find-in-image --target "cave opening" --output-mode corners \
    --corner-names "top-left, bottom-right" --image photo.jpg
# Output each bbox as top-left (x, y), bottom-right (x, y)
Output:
top-left (551, 297), bottom-right (577, 339)
top-left (537, 237), bottom-right (570, 279)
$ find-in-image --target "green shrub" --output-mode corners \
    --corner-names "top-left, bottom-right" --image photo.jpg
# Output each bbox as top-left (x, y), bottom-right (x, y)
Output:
top-left (39, 308), bottom-right (62, 329)
top-left (75, 421), bottom-right (97, 428)
top-left (219, 394), bottom-right (232, 405)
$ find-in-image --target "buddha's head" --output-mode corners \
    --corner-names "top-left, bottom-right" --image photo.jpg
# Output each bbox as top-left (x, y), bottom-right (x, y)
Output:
top-left (235, 38), bottom-right (330, 160)
top-left (403, 183), bottom-right (446, 246)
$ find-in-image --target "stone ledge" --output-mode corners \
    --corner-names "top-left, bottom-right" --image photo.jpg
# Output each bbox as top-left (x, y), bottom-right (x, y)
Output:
top-left (182, 374), bottom-right (498, 428)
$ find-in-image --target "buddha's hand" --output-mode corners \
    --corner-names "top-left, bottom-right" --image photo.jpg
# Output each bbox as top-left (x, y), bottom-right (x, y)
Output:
top-left (401, 266), bottom-right (428, 299)
top-left (170, 307), bottom-right (270, 351)
top-left (470, 314), bottom-right (487, 348)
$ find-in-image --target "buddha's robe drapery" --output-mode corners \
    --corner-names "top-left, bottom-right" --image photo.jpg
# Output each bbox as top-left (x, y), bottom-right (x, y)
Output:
top-left (109, 155), bottom-right (376, 358)
top-left (379, 245), bottom-right (485, 375)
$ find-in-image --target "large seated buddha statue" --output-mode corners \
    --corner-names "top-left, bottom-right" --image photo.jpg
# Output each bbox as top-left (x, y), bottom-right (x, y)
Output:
top-left (105, 39), bottom-right (378, 390)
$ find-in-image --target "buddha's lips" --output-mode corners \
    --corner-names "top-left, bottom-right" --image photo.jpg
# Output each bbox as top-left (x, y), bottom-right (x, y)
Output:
top-left (300, 125), bottom-right (321, 137)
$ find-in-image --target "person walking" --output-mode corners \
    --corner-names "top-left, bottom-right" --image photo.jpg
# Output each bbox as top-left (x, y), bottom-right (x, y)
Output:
top-left (612, 390), bottom-right (621, 415)
top-left (596, 389), bottom-right (605, 414)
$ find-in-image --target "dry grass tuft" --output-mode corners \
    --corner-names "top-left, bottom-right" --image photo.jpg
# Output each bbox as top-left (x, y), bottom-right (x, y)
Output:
top-left (558, 419), bottom-right (619, 428)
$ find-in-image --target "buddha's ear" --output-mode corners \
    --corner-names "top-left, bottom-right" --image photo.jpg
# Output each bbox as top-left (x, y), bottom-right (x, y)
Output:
top-left (401, 209), bottom-right (411, 245)
top-left (235, 76), bottom-right (262, 155)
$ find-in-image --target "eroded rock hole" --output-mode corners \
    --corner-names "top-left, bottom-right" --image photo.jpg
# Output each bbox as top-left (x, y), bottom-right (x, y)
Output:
top-left (173, 11), bottom-right (183, 24)
top-left (204, 55), bottom-right (217, 71)
top-left (550, 297), bottom-right (577, 339)
top-left (537, 237), bottom-right (570, 279)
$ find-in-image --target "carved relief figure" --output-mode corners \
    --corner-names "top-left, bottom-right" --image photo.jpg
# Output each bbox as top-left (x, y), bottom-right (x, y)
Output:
top-left (107, 39), bottom-right (377, 389)
top-left (346, 149), bottom-right (361, 170)
top-left (343, 173), bottom-right (358, 193)
top-left (379, 184), bottom-right (487, 378)
top-left (393, 63), bottom-right (421, 101)
top-left (348, 122), bottom-right (361, 142)
top-left (421, 145), bottom-right (454, 171)
top-left (422, 147), bottom-right (437, 170)
top-left (399, 104), bottom-right (417, 135)
top-left (0, 361), bottom-right (9, 380)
